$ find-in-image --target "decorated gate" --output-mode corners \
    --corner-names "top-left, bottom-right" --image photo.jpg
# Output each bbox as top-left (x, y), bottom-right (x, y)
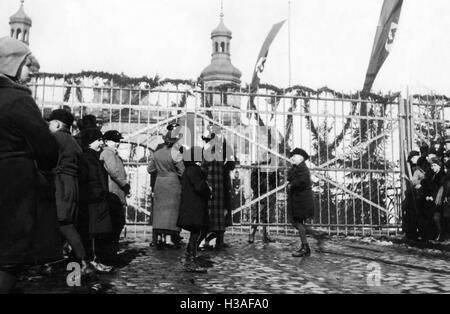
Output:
top-left (30, 76), bottom-right (440, 238)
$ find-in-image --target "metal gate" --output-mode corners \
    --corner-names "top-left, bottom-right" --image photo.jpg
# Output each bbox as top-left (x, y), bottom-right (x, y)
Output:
top-left (30, 78), bottom-right (416, 237)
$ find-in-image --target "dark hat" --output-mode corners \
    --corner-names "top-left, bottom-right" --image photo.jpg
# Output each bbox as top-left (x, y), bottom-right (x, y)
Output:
top-left (166, 123), bottom-right (180, 131)
top-left (290, 148), bottom-right (310, 161)
top-left (103, 130), bottom-right (123, 143)
top-left (407, 151), bottom-right (420, 163)
top-left (420, 145), bottom-right (429, 156)
top-left (47, 109), bottom-right (75, 126)
top-left (78, 115), bottom-right (98, 131)
top-left (163, 129), bottom-right (181, 144)
top-left (80, 128), bottom-right (103, 147)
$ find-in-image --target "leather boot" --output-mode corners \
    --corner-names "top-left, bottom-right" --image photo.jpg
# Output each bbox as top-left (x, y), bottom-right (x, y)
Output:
top-left (292, 244), bottom-right (311, 257)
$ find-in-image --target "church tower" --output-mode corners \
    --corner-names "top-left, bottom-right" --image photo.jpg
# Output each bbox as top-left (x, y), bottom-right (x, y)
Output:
top-left (200, 2), bottom-right (241, 89)
top-left (10, 0), bottom-right (32, 45)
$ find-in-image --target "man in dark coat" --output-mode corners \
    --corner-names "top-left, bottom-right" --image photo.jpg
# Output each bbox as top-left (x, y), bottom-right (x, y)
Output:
top-left (78, 128), bottom-right (113, 272)
top-left (0, 37), bottom-right (60, 292)
top-left (47, 109), bottom-right (95, 276)
top-left (287, 148), bottom-right (317, 257)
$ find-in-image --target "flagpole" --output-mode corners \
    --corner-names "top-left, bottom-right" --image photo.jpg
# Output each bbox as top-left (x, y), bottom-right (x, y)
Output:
top-left (288, 0), bottom-right (292, 88)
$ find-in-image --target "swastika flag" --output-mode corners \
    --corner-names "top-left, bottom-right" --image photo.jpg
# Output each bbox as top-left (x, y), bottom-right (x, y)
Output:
top-left (363, 0), bottom-right (403, 93)
top-left (250, 20), bottom-right (286, 93)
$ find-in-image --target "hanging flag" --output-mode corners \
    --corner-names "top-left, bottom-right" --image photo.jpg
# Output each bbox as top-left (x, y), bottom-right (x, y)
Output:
top-left (248, 20), bottom-right (286, 124)
top-left (362, 0), bottom-right (403, 93)
top-left (250, 20), bottom-right (287, 93)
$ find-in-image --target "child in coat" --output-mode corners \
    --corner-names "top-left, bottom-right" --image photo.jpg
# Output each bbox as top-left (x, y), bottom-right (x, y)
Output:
top-left (287, 148), bottom-right (324, 257)
top-left (78, 128), bottom-right (113, 273)
top-left (178, 146), bottom-right (211, 273)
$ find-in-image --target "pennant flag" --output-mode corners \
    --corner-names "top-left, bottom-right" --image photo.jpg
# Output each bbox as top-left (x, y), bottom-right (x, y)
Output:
top-left (248, 20), bottom-right (286, 125)
top-left (362, 0), bottom-right (403, 93)
top-left (250, 20), bottom-right (287, 93)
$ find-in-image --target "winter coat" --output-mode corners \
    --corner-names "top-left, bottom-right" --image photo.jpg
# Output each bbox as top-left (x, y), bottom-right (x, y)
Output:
top-left (287, 162), bottom-right (315, 221)
top-left (177, 163), bottom-right (211, 232)
top-left (52, 129), bottom-right (82, 224)
top-left (421, 169), bottom-right (446, 216)
top-left (202, 139), bottom-right (235, 232)
top-left (147, 145), bottom-right (184, 233)
top-left (100, 146), bottom-right (128, 205)
top-left (0, 75), bottom-right (61, 265)
top-left (78, 148), bottom-right (112, 235)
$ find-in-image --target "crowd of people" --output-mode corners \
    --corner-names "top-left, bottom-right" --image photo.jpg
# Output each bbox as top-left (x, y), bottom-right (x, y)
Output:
top-left (403, 142), bottom-right (450, 243)
top-left (0, 36), bottom-right (319, 292)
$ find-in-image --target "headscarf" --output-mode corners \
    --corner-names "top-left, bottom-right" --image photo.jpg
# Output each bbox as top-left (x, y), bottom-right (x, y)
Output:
top-left (0, 37), bottom-right (39, 79)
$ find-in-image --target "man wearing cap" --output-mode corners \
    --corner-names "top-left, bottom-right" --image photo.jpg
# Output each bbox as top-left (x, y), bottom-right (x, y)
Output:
top-left (100, 130), bottom-right (130, 262)
top-left (47, 109), bottom-right (95, 275)
top-left (0, 37), bottom-right (60, 292)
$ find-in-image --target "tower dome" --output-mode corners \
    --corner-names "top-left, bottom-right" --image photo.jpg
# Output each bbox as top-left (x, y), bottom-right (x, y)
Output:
top-left (200, 8), bottom-right (241, 88)
top-left (10, 0), bottom-right (32, 45)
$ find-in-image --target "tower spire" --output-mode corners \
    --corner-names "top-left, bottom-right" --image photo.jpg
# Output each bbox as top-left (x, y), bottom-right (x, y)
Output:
top-left (10, 0), bottom-right (32, 45)
top-left (220, 0), bottom-right (224, 19)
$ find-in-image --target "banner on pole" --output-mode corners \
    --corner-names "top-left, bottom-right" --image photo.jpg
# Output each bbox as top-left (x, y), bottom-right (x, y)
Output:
top-left (362, 0), bottom-right (403, 93)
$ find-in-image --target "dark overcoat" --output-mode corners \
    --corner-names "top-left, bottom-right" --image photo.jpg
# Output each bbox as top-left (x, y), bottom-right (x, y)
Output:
top-left (287, 162), bottom-right (314, 221)
top-left (177, 163), bottom-right (211, 232)
top-left (421, 169), bottom-right (445, 216)
top-left (78, 148), bottom-right (112, 236)
top-left (0, 76), bottom-right (61, 266)
top-left (53, 129), bottom-right (82, 224)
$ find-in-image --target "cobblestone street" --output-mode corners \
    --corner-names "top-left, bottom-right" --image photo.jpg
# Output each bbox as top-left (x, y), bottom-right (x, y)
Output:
top-left (17, 231), bottom-right (450, 294)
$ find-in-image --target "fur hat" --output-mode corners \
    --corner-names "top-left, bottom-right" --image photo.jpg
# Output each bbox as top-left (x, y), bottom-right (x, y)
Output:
top-left (103, 130), bottom-right (123, 143)
top-left (46, 109), bottom-right (75, 126)
top-left (290, 148), bottom-right (310, 161)
top-left (80, 128), bottom-right (103, 147)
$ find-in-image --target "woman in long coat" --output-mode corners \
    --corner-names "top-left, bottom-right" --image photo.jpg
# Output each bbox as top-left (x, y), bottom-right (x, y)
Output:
top-left (0, 37), bottom-right (60, 292)
top-left (287, 148), bottom-right (315, 257)
top-left (147, 130), bottom-right (184, 249)
top-left (200, 127), bottom-right (235, 250)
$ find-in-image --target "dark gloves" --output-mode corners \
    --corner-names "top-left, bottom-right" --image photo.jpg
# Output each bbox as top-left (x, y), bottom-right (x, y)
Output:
top-left (122, 183), bottom-right (131, 196)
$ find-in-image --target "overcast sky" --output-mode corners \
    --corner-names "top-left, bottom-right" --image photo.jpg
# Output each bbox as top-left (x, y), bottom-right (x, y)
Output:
top-left (1, 0), bottom-right (449, 95)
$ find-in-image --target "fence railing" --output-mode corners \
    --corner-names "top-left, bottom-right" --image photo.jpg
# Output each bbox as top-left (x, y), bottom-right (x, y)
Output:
top-left (29, 79), bottom-right (449, 238)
